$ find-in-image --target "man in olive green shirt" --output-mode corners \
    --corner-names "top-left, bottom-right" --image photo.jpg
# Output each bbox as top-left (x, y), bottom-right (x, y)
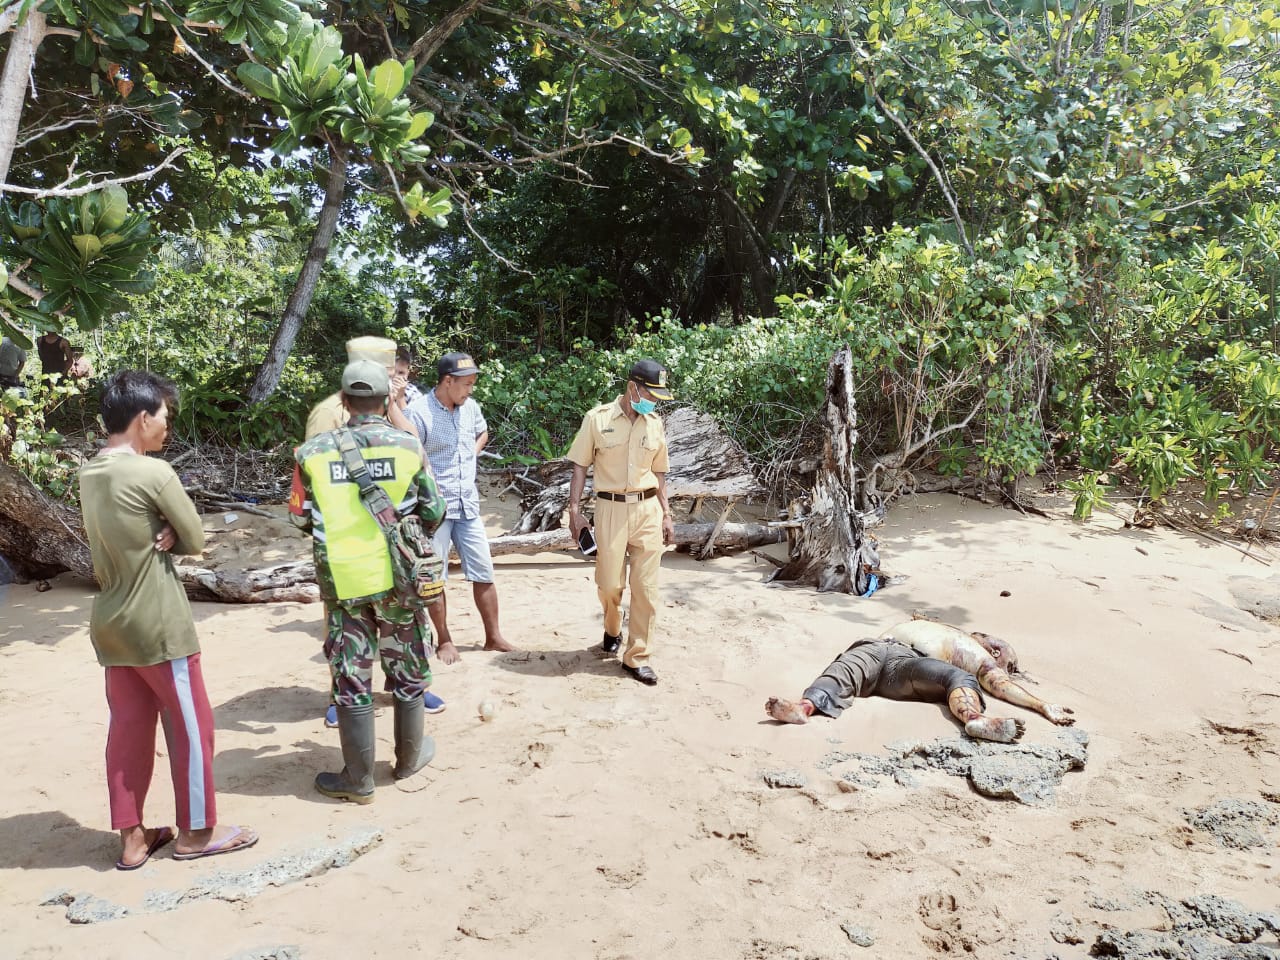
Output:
top-left (80, 370), bottom-right (258, 869)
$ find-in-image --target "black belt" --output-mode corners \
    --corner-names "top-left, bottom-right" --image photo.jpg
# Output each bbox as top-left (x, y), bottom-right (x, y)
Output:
top-left (596, 488), bottom-right (658, 503)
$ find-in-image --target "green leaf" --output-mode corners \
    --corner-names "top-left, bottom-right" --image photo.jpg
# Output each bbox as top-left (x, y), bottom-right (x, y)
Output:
top-left (97, 185), bottom-right (129, 231)
top-left (669, 127), bottom-right (692, 150)
top-left (72, 234), bottom-right (105, 261)
top-left (75, 30), bottom-right (95, 68)
top-left (369, 58), bottom-right (408, 106)
top-left (237, 62), bottom-right (281, 102)
top-left (406, 111), bottom-right (433, 140)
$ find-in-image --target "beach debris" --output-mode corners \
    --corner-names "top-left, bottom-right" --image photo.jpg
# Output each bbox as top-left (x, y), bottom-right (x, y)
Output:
top-left (1184, 798), bottom-right (1279, 850)
top-left (227, 948), bottom-right (302, 960)
top-left (45, 828), bottom-right (383, 924)
top-left (818, 729), bottom-right (1088, 806)
top-left (40, 890), bottom-right (128, 924)
top-left (1050, 911), bottom-right (1084, 945)
top-left (1088, 891), bottom-right (1280, 958)
top-left (761, 769), bottom-right (807, 789)
top-left (1228, 575), bottom-right (1280, 623)
top-left (839, 921), bottom-right (876, 947)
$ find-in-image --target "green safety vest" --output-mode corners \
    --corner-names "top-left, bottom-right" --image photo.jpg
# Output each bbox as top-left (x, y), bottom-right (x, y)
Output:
top-left (303, 441), bottom-right (423, 601)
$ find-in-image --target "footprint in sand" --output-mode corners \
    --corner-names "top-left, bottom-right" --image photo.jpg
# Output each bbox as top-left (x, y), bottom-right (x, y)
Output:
top-left (596, 859), bottom-right (645, 889)
top-left (524, 741), bottom-right (552, 770)
top-left (917, 889), bottom-right (1008, 954)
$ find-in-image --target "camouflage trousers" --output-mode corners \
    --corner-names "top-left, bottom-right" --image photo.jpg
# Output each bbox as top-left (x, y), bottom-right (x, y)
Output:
top-left (325, 597), bottom-right (433, 706)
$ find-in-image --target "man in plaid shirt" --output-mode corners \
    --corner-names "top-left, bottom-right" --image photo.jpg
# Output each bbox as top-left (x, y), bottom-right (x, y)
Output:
top-left (405, 352), bottom-right (516, 664)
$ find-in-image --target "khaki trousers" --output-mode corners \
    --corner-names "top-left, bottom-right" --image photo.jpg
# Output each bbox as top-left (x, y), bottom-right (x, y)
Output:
top-left (593, 496), bottom-right (663, 667)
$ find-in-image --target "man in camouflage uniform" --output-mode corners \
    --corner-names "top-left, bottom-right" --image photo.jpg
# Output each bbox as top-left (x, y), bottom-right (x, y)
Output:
top-left (290, 360), bottom-right (446, 802)
top-left (307, 336), bottom-right (444, 726)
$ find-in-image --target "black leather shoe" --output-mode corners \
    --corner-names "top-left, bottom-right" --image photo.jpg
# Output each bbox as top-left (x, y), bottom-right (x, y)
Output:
top-left (623, 664), bottom-right (658, 686)
top-left (602, 631), bottom-right (622, 654)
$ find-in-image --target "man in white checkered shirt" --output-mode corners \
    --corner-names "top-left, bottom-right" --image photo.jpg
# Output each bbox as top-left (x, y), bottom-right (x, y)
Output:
top-left (404, 352), bottom-right (516, 664)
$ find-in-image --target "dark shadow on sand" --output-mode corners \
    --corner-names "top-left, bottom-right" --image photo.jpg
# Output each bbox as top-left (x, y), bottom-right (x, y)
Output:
top-left (215, 684), bottom-right (326, 732)
top-left (214, 739), bottom-right (358, 803)
top-left (0, 810), bottom-right (118, 872)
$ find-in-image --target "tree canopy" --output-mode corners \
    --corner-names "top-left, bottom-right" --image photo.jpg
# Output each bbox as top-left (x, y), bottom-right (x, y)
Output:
top-left (2, 0), bottom-right (1279, 521)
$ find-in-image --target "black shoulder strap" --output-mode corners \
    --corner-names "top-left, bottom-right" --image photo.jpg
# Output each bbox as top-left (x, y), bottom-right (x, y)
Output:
top-left (336, 428), bottom-right (399, 530)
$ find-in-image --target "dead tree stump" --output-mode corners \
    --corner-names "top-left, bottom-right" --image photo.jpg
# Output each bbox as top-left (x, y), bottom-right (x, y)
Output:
top-left (770, 348), bottom-right (877, 593)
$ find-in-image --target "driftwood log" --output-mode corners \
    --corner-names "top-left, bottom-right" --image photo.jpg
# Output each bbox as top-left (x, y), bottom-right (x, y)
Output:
top-left (771, 348), bottom-right (877, 593)
top-left (177, 561), bottom-right (320, 603)
top-left (0, 460), bottom-right (93, 581)
top-left (489, 521), bottom-right (784, 557)
top-left (514, 406), bottom-right (766, 532)
top-left (177, 520), bottom-right (786, 603)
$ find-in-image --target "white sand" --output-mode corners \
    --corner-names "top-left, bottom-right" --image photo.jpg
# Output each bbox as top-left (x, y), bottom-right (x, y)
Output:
top-left (0, 491), bottom-right (1276, 958)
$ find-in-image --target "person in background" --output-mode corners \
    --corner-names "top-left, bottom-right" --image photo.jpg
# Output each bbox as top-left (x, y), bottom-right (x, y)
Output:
top-left (305, 337), bottom-right (415, 440)
top-left (395, 346), bottom-right (423, 407)
top-left (37, 331), bottom-right (72, 381)
top-left (404, 352), bottom-right (515, 665)
top-left (0, 336), bottom-right (26, 393)
top-left (79, 370), bottom-right (258, 867)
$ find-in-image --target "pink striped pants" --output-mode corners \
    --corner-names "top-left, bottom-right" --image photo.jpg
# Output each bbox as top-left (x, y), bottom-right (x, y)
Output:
top-left (104, 653), bottom-right (217, 831)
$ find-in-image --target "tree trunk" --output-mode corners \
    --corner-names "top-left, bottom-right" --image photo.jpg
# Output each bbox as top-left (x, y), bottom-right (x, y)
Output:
top-left (0, 460), bottom-right (93, 580)
top-left (771, 348), bottom-right (876, 593)
top-left (487, 521), bottom-right (784, 557)
top-left (0, 9), bottom-right (46, 189)
top-left (177, 560), bottom-right (319, 603)
top-left (717, 191), bottom-right (779, 319)
top-left (247, 142), bottom-right (349, 403)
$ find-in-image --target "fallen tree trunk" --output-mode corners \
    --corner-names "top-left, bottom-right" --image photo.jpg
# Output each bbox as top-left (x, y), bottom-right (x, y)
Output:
top-left (488, 521), bottom-right (785, 557)
top-left (173, 521), bottom-right (786, 603)
top-left (176, 561), bottom-right (320, 604)
top-left (771, 348), bottom-right (879, 594)
top-left (0, 461), bottom-right (93, 581)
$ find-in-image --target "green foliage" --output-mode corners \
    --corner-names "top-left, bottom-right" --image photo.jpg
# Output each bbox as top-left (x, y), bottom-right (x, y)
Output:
top-left (0, 187), bottom-right (157, 337)
top-left (0, 377), bottom-right (90, 500)
top-left (234, 17), bottom-right (436, 164)
top-left (91, 220), bottom-right (389, 447)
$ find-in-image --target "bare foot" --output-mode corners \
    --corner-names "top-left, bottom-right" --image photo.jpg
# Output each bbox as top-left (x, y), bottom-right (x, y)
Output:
top-left (118, 824), bottom-right (173, 869)
top-left (1042, 704), bottom-right (1075, 726)
top-left (483, 637), bottom-right (517, 653)
top-left (765, 697), bottom-right (809, 725)
top-left (175, 823), bottom-right (258, 859)
top-left (436, 640), bottom-right (460, 665)
top-left (965, 716), bottom-right (1025, 743)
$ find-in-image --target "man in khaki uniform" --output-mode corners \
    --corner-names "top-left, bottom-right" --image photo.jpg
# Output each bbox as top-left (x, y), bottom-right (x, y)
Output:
top-left (305, 336), bottom-right (416, 440)
top-left (566, 359), bottom-right (675, 686)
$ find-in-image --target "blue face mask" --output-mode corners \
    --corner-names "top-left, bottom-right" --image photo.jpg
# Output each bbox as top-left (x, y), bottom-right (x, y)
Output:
top-left (630, 397), bottom-right (657, 416)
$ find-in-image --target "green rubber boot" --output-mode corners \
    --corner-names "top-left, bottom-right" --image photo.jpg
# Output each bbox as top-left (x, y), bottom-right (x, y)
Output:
top-left (393, 695), bottom-right (437, 780)
top-left (315, 703), bottom-right (376, 803)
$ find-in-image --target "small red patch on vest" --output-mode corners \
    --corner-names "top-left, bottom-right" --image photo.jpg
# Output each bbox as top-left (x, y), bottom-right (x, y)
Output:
top-left (288, 464), bottom-right (306, 515)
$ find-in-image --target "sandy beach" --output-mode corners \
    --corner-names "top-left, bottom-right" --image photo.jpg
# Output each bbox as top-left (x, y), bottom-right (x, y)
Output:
top-left (1, 489), bottom-right (1277, 959)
